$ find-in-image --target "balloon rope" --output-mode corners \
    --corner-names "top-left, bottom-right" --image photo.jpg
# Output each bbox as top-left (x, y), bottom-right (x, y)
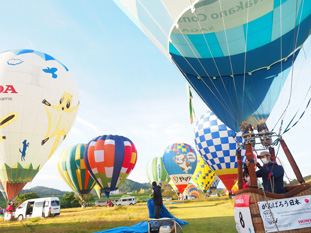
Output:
top-left (173, 60), bottom-right (240, 124)
top-left (218, 0), bottom-right (243, 124)
top-left (189, 4), bottom-right (236, 111)
top-left (137, 0), bottom-right (238, 123)
top-left (271, 0), bottom-right (306, 132)
top-left (242, 2), bottom-right (251, 121)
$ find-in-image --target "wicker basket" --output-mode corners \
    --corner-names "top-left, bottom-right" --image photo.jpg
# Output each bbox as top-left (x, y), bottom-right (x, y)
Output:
top-left (235, 183), bottom-right (311, 233)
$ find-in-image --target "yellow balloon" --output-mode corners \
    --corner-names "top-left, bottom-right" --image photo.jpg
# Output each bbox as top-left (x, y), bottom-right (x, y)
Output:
top-left (192, 156), bottom-right (215, 192)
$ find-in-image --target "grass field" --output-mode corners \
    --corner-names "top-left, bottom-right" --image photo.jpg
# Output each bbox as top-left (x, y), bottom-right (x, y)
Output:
top-left (0, 198), bottom-right (236, 233)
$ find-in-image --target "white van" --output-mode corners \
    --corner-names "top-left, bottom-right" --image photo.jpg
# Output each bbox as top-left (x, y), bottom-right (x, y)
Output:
top-left (14, 197), bottom-right (60, 221)
top-left (115, 196), bottom-right (136, 206)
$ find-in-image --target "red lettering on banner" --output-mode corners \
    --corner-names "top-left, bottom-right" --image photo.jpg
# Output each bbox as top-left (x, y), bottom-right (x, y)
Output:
top-left (298, 219), bottom-right (311, 224)
top-left (235, 195), bottom-right (250, 208)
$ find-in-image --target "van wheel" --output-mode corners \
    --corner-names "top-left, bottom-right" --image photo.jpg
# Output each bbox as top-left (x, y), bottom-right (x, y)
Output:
top-left (129, 203), bottom-right (133, 205)
top-left (18, 215), bottom-right (23, 221)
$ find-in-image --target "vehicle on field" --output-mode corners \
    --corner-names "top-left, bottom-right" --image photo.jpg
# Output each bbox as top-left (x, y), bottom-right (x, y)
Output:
top-left (162, 197), bottom-right (172, 201)
top-left (13, 197), bottom-right (60, 221)
top-left (95, 199), bottom-right (108, 207)
top-left (209, 193), bottom-right (221, 197)
top-left (115, 196), bottom-right (136, 206)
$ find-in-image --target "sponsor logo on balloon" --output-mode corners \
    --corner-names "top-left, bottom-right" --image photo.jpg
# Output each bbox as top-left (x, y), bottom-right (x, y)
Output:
top-left (0, 85), bottom-right (18, 94)
top-left (305, 199), bottom-right (310, 204)
top-left (173, 176), bottom-right (178, 183)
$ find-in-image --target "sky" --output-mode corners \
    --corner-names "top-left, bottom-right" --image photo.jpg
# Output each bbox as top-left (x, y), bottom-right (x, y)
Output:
top-left (0, 1), bottom-right (311, 192)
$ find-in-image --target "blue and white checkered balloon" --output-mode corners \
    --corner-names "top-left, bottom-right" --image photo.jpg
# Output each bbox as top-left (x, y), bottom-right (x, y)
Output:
top-left (194, 111), bottom-right (246, 171)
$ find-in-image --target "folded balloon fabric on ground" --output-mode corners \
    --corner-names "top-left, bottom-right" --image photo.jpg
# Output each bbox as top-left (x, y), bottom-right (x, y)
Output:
top-left (95, 199), bottom-right (187, 233)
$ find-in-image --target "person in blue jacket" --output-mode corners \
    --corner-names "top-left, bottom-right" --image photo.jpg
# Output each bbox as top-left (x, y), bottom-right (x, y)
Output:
top-left (246, 151), bottom-right (285, 194)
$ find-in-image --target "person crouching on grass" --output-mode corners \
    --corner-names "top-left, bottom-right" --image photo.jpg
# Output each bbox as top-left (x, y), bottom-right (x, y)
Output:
top-left (152, 181), bottom-right (163, 219)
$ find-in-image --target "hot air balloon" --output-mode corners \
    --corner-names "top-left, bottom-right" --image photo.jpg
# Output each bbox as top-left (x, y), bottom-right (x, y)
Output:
top-left (192, 156), bottom-right (215, 193)
top-left (84, 135), bottom-right (137, 198)
top-left (94, 184), bottom-right (102, 199)
top-left (57, 144), bottom-right (96, 199)
top-left (146, 157), bottom-right (170, 188)
top-left (163, 143), bottom-right (197, 194)
top-left (194, 111), bottom-right (245, 191)
top-left (210, 175), bottom-right (220, 192)
top-left (113, 0), bottom-right (311, 132)
top-left (183, 184), bottom-right (199, 199)
top-left (169, 180), bottom-right (178, 192)
top-left (0, 49), bottom-right (79, 201)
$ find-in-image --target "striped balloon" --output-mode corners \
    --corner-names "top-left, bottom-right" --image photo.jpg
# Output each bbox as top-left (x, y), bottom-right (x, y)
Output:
top-left (183, 184), bottom-right (199, 199)
top-left (194, 111), bottom-right (246, 191)
top-left (163, 143), bottom-right (197, 194)
top-left (84, 135), bottom-right (137, 198)
top-left (57, 144), bottom-right (96, 197)
top-left (193, 156), bottom-right (215, 193)
top-left (146, 157), bottom-right (169, 187)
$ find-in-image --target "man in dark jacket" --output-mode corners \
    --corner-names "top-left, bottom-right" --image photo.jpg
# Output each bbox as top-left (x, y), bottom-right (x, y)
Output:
top-left (246, 151), bottom-right (285, 194)
top-left (152, 181), bottom-right (163, 219)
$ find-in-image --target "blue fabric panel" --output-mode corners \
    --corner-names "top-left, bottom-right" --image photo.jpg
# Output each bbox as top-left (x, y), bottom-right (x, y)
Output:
top-left (169, 43), bottom-right (182, 56)
top-left (184, 51), bottom-right (298, 132)
top-left (171, 14), bottom-right (310, 78)
top-left (110, 135), bottom-right (125, 191)
top-left (188, 33), bottom-right (224, 58)
top-left (246, 12), bottom-right (273, 52)
top-left (225, 26), bottom-right (246, 57)
top-left (170, 34), bottom-right (200, 58)
top-left (274, 0), bottom-right (288, 9)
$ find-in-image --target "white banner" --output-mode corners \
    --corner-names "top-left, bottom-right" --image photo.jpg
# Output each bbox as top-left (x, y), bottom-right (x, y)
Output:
top-left (234, 194), bottom-right (255, 233)
top-left (258, 195), bottom-right (311, 232)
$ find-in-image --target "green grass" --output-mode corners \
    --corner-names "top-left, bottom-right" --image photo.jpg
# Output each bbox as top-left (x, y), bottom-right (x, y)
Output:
top-left (0, 198), bottom-right (236, 232)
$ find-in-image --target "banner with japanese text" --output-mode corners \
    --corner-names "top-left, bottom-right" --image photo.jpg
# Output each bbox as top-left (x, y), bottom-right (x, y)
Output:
top-left (258, 195), bottom-right (311, 232)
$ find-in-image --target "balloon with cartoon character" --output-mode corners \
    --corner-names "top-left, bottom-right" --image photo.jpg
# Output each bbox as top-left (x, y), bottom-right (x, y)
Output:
top-left (163, 143), bottom-right (197, 194)
top-left (0, 49), bottom-right (79, 200)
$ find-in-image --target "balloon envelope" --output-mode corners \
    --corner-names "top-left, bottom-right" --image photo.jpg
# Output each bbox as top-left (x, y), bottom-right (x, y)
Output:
top-left (84, 135), bottom-right (137, 198)
top-left (163, 143), bottom-right (197, 194)
top-left (210, 175), bottom-right (221, 192)
top-left (113, 1), bottom-right (311, 132)
top-left (183, 184), bottom-right (199, 199)
top-left (146, 157), bottom-right (169, 187)
top-left (0, 49), bottom-right (79, 200)
top-left (57, 144), bottom-right (96, 197)
top-left (194, 111), bottom-right (245, 191)
top-left (192, 156), bottom-right (215, 193)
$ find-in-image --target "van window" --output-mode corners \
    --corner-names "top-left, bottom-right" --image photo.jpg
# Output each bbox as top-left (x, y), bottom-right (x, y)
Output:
top-left (51, 200), bottom-right (60, 206)
top-left (44, 201), bottom-right (50, 207)
top-left (18, 203), bottom-right (26, 209)
top-left (35, 202), bottom-right (44, 207)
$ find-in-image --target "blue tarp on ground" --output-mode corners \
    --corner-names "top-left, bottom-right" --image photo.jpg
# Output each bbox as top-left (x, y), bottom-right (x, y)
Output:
top-left (95, 199), bottom-right (187, 233)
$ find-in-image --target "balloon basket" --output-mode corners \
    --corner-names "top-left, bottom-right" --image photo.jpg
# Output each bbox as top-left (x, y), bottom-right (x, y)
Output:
top-left (235, 183), bottom-right (311, 233)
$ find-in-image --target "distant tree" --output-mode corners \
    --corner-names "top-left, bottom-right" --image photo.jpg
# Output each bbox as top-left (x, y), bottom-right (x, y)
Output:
top-left (16, 192), bottom-right (40, 204)
top-left (62, 192), bottom-right (80, 208)
top-left (83, 193), bottom-right (93, 203)
top-left (162, 190), bottom-right (177, 200)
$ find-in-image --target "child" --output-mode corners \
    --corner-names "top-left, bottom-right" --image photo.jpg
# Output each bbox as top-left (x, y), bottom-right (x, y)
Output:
top-left (243, 170), bottom-right (250, 189)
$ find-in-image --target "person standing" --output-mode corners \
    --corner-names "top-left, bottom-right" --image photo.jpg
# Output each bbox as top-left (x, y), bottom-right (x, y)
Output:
top-left (245, 151), bottom-right (285, 194)
top-left (152, 181), bottom-right (163, 219)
